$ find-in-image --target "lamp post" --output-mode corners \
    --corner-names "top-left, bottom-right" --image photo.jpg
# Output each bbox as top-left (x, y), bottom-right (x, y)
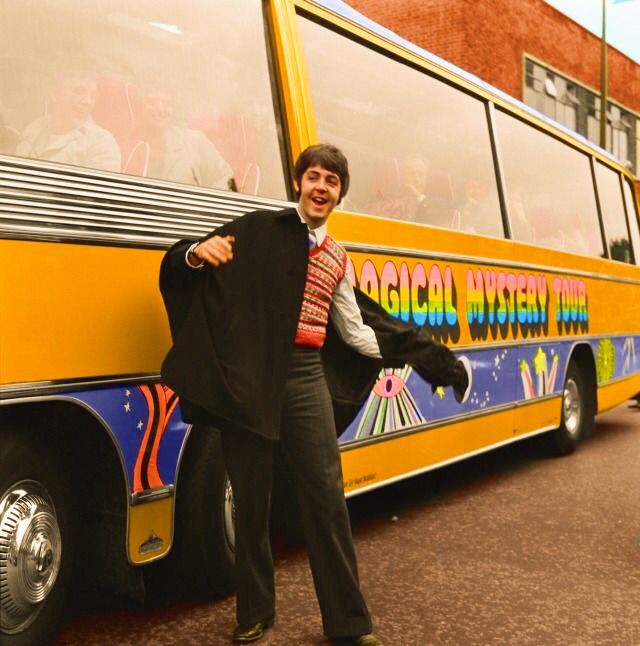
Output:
top-left (599, 0), bottom-right (607, 149)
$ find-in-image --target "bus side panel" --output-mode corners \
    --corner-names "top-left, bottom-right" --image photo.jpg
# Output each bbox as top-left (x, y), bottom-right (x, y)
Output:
top-left (590, 336), bottom-right (640, 413)
top-left (0, 239), bottom-right (170, 384)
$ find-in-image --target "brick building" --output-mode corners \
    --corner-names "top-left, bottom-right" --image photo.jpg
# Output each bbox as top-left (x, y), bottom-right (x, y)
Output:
top-left (346, 0), bottom-right (640, 173)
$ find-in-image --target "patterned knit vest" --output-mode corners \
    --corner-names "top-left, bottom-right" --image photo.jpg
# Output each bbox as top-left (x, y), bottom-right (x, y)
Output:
top-left (294, 235), bottom-right (348, 348)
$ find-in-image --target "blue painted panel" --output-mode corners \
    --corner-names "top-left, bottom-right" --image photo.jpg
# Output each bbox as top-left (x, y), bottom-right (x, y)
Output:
top-left (65, 383), bottom-right (189, 494)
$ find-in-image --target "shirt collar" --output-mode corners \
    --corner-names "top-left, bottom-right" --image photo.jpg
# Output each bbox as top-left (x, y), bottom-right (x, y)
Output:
top-left (295, 205), bottom-right (326, 246)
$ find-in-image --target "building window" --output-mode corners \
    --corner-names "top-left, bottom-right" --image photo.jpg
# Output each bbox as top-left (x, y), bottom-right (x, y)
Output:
top-left (524, 58), bottom-right (638, 174)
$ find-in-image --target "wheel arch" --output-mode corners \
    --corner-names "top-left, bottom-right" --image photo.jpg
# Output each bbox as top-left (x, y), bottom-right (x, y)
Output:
top-left (0, 398), bottom-right (130, 506)
top-left (567, 341), bottom-right (598, 413)
top-left (0, 398), bottom-right (146, 602)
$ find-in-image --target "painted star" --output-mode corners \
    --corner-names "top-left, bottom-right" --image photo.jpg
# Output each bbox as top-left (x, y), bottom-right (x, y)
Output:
top-left (435, 386), bottom-right (445, 399)
top-left (125, 389), bottom-right (131, 397)
top-left (124, 402), bottom-right (131, 413)
top-left (494, 355), bottom-right (500, 367)
top-left (137, 420), bottom-right (144, 430)
top-left (533, 347), bottom-right (547, 376)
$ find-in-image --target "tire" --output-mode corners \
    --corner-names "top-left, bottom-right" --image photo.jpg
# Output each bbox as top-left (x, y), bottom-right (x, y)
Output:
top-left (0, 430), bottom-right (73, 645)
top-left (545, 361), bottom-right (594, 456)
top-left (144, 426), bottom-right (235, 603)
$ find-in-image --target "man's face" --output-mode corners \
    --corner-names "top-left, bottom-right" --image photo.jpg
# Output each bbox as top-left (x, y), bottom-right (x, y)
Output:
top-left (403, 157), bottom-right (428, 193)
top-left (144, 89), bottom-right (174, 130)
top-left (50, 74), bottom-right (97, 129)
top-left (296, 164), bottom-right (341, 227)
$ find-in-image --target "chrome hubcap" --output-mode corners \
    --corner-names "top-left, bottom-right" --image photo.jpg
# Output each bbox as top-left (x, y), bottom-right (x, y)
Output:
top-left (563, 378), bottom-right (582, 438)
top-left (223, 476), bottom-right (236, 555)
top-left (0, 481), bottom-right (61, 635)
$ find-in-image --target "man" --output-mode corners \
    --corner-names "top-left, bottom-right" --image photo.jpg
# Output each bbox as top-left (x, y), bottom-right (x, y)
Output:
top-left (16, 69), bottom-right (120, 172)
top-left (160, 144), bottom-right (471, 645)
top-left (135, 84), bottom-right (234, 190)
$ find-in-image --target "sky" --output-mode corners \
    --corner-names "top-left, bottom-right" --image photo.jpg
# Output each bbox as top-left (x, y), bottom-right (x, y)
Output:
top-left (543, 0), bottom-right (640, 63)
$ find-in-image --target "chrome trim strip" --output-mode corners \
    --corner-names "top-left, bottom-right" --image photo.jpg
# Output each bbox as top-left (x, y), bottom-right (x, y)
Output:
top-left (130, 486), bottom-right (174, 506)
top-left (0, 374), bottom-right (161, 400)
top-left (344, 424), bottom-right (557, 499)
top-left (0, 226), bottom-right (182, 248)
top-left (339, 394), bottom-right (561, 451)
top-left (342, 241), bottom-right (640, 285)
top-left (0, 156), bottom-right (293, 245)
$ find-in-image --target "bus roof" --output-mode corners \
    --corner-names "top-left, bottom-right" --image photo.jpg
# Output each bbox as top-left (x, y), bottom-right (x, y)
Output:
top-left (311, 0), bottom-right (622, 168)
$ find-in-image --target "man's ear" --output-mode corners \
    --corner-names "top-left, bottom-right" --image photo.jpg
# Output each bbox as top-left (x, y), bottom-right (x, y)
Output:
top-left (293, 180), bottom-right (300, 196)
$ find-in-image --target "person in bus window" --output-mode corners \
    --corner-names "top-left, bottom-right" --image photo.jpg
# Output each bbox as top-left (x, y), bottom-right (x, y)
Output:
top-left (133, 84), bottom-right (234, 190)
top-left (0, 104), bottom-right (20, 155)
top-left (160, 144), bottom-right (471, 645)
top-left (373, 156), bottom-right (455, 227)
top-left (15, 69), bottom-right (121, 172)
top-left (455, 175), bottom-right (504, 236)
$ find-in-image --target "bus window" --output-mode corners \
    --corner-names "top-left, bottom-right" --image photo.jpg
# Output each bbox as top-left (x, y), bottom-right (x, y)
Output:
top-left (622, 179), bottom-right (640, 264)
top-left (594, 162), bottom-right (633, 263)
top-left (1, 0), bottom-right (287, 199)
top-left (495, 109), bottom-right (604, 257)
top-left (296, 15), bottom-right (503, 238)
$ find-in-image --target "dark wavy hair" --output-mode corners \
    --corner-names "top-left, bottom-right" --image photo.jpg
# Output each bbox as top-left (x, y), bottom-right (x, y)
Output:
top-left (294, 144), bottom-right (350, 200)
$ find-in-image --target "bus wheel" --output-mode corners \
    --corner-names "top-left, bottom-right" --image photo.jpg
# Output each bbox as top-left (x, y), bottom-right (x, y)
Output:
top-left (145, 426), bottom-right (235, 603)
top-left (0, 432), bottom-right (71, 645)
top-left (546, 361), bottom-right (591, 456)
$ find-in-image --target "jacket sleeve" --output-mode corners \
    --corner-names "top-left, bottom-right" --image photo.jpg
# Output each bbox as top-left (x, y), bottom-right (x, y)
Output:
top-left (353, 287), bottom-right (462, 388)
top-left (324, 287), bottom-right (465, 435)
top-left (159, 221), bottom-right (234, 341)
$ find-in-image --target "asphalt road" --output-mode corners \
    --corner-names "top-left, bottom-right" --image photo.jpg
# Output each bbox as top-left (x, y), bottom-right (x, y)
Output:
top-left (58, 401), bottom-right (640, 645)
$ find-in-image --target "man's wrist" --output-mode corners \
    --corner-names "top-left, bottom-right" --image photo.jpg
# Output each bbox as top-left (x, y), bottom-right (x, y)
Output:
top-left (185, 242), bottom-right (205, 268)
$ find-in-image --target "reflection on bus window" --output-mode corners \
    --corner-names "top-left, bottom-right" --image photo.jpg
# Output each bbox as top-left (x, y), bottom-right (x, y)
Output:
top-left (496, 109), bottom-right (604, 258)
top-left (1, 0), bottom-right (287, 199)
top-left (125, 83), bottom-right (233, 190)
top-left (15, 69), bottom-right (121, 172)
top-left (297, 16), bottom-right (503, 238)
top-left (622, 179), bottom-right (640, 264)
top-left (594, 162), bottom-right (632, 263)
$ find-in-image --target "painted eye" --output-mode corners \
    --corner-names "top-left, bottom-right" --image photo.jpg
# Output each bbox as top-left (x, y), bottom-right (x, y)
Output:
top-left (373, 373), bottom-right (405, 398)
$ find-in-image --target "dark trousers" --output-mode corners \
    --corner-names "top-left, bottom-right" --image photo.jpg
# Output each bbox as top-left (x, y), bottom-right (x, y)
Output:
top-left (221, 347), bottom-right (372, 639)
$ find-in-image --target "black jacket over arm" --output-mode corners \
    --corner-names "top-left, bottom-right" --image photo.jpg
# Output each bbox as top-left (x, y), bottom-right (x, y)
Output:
top-left (160, 208), bottom-right (463, 438)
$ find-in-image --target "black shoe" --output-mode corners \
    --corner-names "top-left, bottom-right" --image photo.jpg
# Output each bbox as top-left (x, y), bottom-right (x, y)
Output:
top-left (453, 355), bottom-right (472, 404)
top-left (232, 616), bottom-right (274, 643)
top-left (354, 635), bottom-right (383, 646)
top-left (333, 635), bottom-right (384, 646)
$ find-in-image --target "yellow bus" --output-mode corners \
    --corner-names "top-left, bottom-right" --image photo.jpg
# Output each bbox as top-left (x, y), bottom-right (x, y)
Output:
top-left (1, 0), bottom-right (639, 642)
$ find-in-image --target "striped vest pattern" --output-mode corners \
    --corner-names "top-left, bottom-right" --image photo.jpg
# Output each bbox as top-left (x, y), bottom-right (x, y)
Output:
top-left (294, 235), bottom-right (348, 348)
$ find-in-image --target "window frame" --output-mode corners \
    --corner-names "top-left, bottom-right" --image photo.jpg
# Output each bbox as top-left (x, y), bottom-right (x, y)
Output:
top-left (495, 105), bottom-right (608, 258)
top-left (295, 7), bottom-right (508, 238)
top-left (620, 176), bottom-right (640, 265)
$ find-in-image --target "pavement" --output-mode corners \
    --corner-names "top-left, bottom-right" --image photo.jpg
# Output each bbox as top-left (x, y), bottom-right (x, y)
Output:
top-left (57, 401), bottom-right (640, 645)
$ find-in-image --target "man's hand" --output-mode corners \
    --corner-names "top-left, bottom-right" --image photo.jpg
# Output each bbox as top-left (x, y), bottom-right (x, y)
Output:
top-left (188, 235), bottom-right (236, 267)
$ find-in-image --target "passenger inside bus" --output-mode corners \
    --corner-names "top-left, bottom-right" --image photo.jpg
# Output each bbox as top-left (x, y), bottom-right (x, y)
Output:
top-left (508, 191), bottom-right (536, 243)
top-left (455, 176), bottom-right (499, 235)
top-left (15, 68), bottom-right (121, 172)
top-left (129, 83), bottom-right (234, 190)
top-left (367, 155), bottom-right (456, 228)
top-left (0, 105), bottom-right (20, 155)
